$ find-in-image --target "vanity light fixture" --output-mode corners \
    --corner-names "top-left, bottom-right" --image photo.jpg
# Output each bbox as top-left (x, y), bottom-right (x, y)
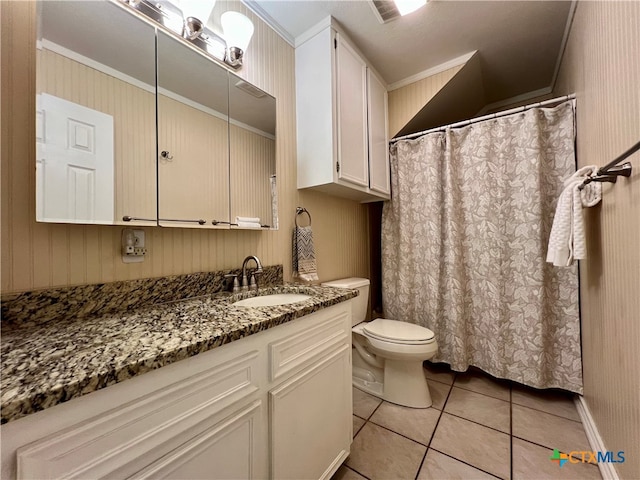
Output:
top-left (221, 11), bottom-right (254, 68)
top-left (393, 0), bottom-right (427, 16)
top-left (121, 0), bottom-right (254, 70)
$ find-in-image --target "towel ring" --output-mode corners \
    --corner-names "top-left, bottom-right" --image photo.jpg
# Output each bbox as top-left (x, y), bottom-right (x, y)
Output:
top-left (295, 207), bottom-right (311, 227)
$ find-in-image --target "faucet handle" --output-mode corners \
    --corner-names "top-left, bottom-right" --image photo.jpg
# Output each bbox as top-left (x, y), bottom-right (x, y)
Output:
top-left (224, 273), bottom-right (240, 293)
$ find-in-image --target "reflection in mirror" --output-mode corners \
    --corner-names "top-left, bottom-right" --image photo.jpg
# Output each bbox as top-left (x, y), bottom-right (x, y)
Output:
top-left (36, 1), bottom-right (157, 225)
top-left (229, 73), bottom-right (277, 229)
top-left (157, 30), bottom-right (230, 229)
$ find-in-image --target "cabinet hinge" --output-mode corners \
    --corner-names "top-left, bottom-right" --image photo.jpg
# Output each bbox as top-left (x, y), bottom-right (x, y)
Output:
top-left (334, 38), bottom-right (337, 49)
top-left (336, 162), bottom-right (340, 173)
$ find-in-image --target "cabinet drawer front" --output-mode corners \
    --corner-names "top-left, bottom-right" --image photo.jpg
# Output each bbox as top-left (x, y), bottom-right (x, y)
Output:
top-left (17, 351), bottom-right (260, 480)
top-left (269, 309), bottom-right (350, 382)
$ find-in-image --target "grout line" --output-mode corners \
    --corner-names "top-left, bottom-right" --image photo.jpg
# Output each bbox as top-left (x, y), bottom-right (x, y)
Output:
top-left (368, 416), bottom-right (432, 448)
top-left (441, 411), bottom-right (511, 436)
top-left (413, 372), bottom-right (456, 480)
top-left (429, 448), bottom-right (503, 479)
top-left (511, 400), bottom-right (582, 423)
top-left (451, 384), bottom-right (511, 402)
top-left (343, 465), bottom-right (372, 480)
top-left (424, 376), bottom-right (455, 387)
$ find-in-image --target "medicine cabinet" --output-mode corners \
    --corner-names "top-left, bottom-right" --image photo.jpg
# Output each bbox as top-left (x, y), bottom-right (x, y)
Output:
top-left (36, 0), bottom-right (277, 230)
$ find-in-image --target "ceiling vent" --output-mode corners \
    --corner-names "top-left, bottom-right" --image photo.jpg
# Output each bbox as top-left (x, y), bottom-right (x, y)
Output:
top-left (369, 0), bottom-right (401, 24)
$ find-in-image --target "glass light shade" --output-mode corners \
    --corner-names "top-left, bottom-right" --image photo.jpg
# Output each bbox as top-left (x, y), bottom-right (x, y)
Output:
top-left (221, 11), bottom-right (254, 52)
top-left (394, 0), bottom-right (426, 16)
top-left (179, 0), bottom-right (215, 25)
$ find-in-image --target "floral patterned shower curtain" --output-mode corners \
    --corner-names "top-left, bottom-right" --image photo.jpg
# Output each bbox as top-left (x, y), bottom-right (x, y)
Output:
top-left (382, 101), bottom-right (582, 393)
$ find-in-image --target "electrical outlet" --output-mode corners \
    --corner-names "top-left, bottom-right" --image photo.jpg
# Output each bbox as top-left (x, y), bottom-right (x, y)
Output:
top-left (122, 229), bottom-right (146, 263)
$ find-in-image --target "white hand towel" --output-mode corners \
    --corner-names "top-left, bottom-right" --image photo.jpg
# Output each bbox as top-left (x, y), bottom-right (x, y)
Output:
top-left (547, 165), bottom-right (600, 266)
top-left (236, 221), bottom-right (262, 228)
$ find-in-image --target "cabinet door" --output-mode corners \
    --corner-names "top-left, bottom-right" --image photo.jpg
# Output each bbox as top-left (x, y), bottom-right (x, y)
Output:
top-left (367, 70), bottom-right (391, 196)
top-left (131, 401), bottom-right (264, 480)
top-left (335, 33), bottom-right (369, 188)
top-left (270, 345), bottom-right (352, 480)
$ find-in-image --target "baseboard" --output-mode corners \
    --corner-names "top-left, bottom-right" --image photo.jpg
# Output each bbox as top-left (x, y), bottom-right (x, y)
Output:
top-left (574, 396), bottom-right (620, 480)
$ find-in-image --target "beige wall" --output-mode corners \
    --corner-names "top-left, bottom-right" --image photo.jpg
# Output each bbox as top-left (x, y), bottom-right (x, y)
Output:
top-left (0, 1), bottom-right (369, 293)
top-left (554, 2), bottom-right (639, 477)
top-left (387, 64), bottom-right (463, 137)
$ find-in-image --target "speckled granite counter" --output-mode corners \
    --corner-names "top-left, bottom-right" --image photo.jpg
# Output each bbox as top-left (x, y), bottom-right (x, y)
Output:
top-left (1, 284), bottom-right (357, 424)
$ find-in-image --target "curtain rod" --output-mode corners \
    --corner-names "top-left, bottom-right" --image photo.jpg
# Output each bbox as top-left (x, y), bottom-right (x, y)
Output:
top-left (390, 93), bottom-right (577, 143)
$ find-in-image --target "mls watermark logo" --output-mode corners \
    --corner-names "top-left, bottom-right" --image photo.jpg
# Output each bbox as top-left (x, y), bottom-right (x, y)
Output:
top-left (550, 448), bottom-right (625, 467)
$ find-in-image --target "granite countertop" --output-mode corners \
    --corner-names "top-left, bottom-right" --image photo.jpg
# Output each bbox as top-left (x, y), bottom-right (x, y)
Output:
top-left (0, 284), bottom-right (357, 424)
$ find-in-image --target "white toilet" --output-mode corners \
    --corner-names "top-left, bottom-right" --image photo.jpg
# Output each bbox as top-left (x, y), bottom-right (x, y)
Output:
top-left (322, 278), bottom-right (438, 408)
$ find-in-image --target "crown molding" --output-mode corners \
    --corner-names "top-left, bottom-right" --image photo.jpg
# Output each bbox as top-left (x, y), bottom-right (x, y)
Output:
top-left (241, 0), bottom-right (295, 47)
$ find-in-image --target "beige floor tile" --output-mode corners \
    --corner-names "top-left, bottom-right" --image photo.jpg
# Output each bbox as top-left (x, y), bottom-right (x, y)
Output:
top-left (423, 362), bottom-right (456, 385)
top-left (370, 401), bottom-right (441, 445)
top-left (511, 384), bottom-right (580, 421)
top-left (346, 422), bottom-right (427, 480)
top-left (444, 387), bottom-right (510, 433)
top-left (512, 404), bottom-right (590, 454)
top-left (431, 413), bottom-right (510, 479)
top-left (454, 370), bottom-right (510, 401)
top-left (353, 386), bottom-right (382, 419)
top-left (512, 438), bottom-right (602, 480)
top-left (427, 380), bottom-right (451, 410)
top-left (418, 449), bottom-right (497, 480)
top-left (353, 415), bottom-right (366, 438)
top-left (331, 465), bottom-right (368, 480)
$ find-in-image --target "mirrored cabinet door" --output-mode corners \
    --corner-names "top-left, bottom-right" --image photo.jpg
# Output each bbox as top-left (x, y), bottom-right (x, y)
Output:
top-left (228, 74), bottom-right (277, 229)
top-left (157, 30), bottom-right (230, 229)
top-left (36, 1), bottom-right (157, 225)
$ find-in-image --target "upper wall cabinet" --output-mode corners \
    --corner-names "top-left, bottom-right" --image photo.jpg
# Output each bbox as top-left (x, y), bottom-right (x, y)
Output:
top-left (295, 19), bottom-right (390, 203)
top-left (36, 1), bottom-right (157, 225)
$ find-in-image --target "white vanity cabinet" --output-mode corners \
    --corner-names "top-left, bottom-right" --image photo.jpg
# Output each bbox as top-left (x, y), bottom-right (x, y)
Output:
top-left (0, 302), bottom-right (353, 480)
top-left (295, 19), bottom-right (390, 202)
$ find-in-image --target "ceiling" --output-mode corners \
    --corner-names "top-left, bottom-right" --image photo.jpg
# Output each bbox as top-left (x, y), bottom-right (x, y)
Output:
top-left (247, 0), bottom-right (573, 106)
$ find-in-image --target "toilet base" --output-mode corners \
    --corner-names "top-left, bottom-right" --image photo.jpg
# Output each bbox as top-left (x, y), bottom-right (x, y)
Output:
top-left (352, 358), bottom-right (433, 408)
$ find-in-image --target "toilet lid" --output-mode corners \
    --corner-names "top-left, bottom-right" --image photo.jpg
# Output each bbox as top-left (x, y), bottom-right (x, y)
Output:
top-left (363, 319), bottom-right (435, 345)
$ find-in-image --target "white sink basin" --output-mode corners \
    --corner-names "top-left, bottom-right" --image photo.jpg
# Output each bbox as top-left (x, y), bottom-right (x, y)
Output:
top-left (232, 293), bottom-right (312, 307)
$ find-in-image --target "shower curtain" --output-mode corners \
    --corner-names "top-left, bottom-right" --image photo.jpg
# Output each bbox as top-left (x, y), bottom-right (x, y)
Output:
top-left (382, 101), bottom-right (582, 393)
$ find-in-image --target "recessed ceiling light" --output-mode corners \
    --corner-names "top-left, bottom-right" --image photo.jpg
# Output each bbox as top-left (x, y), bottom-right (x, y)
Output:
top-left (393, 0), bottom-right (426, 16)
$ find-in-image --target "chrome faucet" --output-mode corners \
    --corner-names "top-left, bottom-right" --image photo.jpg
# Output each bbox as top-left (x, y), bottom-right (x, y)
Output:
top-left (241, 255), bottom-right (263, 291)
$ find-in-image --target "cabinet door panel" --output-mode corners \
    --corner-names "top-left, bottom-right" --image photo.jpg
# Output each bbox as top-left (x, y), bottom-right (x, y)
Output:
top-left (367, 70), bottom-right (391, 195)
top-left (131, 401), bottom-right (263, 480)
top-left (335, 33), bottom-right (369, 188)
top-left (270, 345), bottom-right (351, 480)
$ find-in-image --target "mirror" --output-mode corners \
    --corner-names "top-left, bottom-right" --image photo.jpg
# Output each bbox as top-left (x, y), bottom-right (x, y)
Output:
top-left (156, 30), bottom-right (230, 228)
top-left (36, 0), bottom-right (278, 230)
top-left (36, 1), bottom-right (157, 225)
top-left (229, 73), bottom-right (277, 229)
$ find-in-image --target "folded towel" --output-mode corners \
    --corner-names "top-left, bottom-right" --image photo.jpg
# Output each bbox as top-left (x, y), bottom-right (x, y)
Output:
top-left (237, 221), bottom-right (262, 228)
top-left (236, 216), bottom-right (261, 224)
top-left (547, 165), bottom-right (600, 266)
top-left (293, 225), bottom-right (319, 282)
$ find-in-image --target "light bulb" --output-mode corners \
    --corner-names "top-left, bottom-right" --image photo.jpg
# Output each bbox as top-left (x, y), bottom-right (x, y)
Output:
top-left (221, 11), bottom-right (254, 53)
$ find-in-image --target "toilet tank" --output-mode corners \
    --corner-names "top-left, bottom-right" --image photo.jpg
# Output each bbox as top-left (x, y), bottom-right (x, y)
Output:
top-left (321, 277), bottom-right (370, 326)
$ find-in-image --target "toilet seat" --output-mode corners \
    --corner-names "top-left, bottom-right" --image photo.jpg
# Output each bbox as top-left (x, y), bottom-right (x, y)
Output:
top-left (362, 319), bottom-right (435, 345)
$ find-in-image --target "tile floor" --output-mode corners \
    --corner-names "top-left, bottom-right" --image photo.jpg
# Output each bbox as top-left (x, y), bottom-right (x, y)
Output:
top-left (333, 363), bottom-right (602, 480)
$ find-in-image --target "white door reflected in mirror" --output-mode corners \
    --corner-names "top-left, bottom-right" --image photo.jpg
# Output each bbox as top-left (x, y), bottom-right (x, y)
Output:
top-left (36, 93), bottom-right (114, 224)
